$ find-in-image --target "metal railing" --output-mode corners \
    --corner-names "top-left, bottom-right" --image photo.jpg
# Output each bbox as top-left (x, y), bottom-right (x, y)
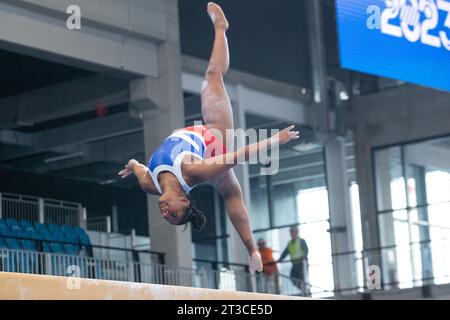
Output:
top-left (1, 194), bottom-right (39, 222)
top-left (44, 200), bottom-right (80, 226)
top-left (0, 192), bottom-right (84, 227)
top-left (87, 216), bottom-right (111, 233)
top-left (254, 272), bottom-right (308, 296)
top-left (358, 237), bottom-right (450, 291)
top-left (0, 231), bottom-right (164, 264)
top-left (0, 234), bottom-right (356, 297)
top-left (297, 236), bottom-right (450, 297)
top-left (194, 235), bottom-right (450, 298)
top-left (193, 258), bottom-right (314, 296)
top-left (3, 243), bottom-right (449, 299)
top-left (0, 247), bottom-right (279, 295)
top-left (0, 234), bottom-right (310, 296)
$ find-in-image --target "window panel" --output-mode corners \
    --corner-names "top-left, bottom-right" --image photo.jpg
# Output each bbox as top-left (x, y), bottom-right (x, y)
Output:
top-left (272, 184), bottom-right (297, 227)
top-left (375, 136), bottom-right (450, 288)
top-left (426, 170), bottom-right (450, 205)
top-left (297, 187), bottom-right (329, 223)
top-left (250, 177), bottom-right (271, 230)
top-left (374, 146), bottom-right (407, 211)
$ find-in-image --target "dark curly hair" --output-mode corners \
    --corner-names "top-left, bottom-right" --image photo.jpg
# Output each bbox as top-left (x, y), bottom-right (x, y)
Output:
top-left (176, 197), bottom-right (206, 231)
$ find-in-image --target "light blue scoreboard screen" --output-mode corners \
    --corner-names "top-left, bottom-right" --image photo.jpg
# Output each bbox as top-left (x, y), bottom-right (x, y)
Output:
top-left (336, 0), bottom-right (450, 92)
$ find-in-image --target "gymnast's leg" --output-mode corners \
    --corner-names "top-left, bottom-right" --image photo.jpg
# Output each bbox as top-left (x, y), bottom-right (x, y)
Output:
top-left (200, 2), bottom-right (233, 146)
top-left (202, 3), bottom-right (262, 272)
top-left (215, 171), bottom-right (262, 272)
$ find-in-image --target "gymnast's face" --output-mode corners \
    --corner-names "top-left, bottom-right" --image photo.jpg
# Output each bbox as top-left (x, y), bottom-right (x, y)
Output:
top-left (158, 193), bottom-right (190, 225)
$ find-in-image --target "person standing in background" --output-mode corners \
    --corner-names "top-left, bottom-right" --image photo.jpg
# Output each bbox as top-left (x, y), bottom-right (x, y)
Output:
top-left (257, 238), bottom-right (280, 294)
top-left (278, 226), bottom-right (309, 291)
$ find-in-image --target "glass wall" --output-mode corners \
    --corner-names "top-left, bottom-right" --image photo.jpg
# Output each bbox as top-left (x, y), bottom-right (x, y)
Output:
top-left (297, 187), bottom-right (334, 296)
top-left (250, 148), bottom-right (335, 297)
top-left (374, 136), bottom-right (450, 289)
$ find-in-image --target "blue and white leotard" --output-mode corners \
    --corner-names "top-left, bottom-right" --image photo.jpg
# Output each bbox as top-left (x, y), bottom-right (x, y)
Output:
top-left (148, 125), bottom-right (227, 195)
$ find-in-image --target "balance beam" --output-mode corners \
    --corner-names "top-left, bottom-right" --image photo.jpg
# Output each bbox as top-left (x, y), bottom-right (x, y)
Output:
top-left (0, 272), bottom-right (306, 300)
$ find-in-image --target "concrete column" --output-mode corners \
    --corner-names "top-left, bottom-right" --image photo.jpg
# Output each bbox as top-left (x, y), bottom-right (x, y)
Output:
top-left (135, 0), bottom-right (192, 268)
top-left (352, 125), bottom-right (383, 290)
top-left (227, 86), bottom-right (253, 270)
top-left (305, 0), bottom-right (331, 137)
top-left (374, 151), bottom-right (399, 288)
top-left (325, 137), bottom-right (357, 294)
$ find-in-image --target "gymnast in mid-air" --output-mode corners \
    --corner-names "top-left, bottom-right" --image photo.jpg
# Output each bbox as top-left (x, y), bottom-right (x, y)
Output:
top-left (119, 2), bottom-right (299, 272)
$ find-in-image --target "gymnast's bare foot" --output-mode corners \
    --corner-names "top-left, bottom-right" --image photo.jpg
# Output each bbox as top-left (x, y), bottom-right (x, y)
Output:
top-left (207, 2), bottom-right (229, 31)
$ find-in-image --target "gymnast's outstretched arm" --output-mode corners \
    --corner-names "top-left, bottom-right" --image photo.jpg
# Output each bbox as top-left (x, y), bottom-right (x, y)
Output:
top-left (184, 125), bottom-right (299, 185)
top-left (118, 159), bottom-right (159, 195)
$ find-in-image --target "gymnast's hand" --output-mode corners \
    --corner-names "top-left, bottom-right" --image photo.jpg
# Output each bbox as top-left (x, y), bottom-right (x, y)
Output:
top-left (118, 159), bottom-right (138, 179)
top-left (249, 250), bottom-right (263, 273)
top-left (271, 125), bottom-right (300, 146)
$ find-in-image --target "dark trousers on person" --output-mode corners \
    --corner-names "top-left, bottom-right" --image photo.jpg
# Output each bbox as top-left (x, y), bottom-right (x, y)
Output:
top-left (290, 261), bottom-right (304, 290)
